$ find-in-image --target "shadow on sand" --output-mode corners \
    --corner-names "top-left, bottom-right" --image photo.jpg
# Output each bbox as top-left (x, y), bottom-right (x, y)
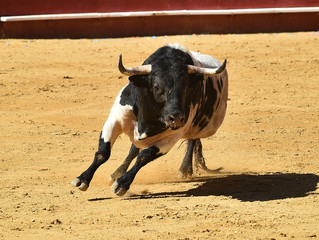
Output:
top-left (121, 173), bottom-right (319, 202)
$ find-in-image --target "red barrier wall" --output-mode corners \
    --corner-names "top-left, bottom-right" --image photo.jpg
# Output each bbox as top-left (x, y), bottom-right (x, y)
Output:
top-left (2, 12), bottom-right (318, 38)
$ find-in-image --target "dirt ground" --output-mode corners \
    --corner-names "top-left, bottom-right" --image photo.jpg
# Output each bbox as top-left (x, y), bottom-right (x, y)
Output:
top-left (1, 32), bottom-right (319, 239)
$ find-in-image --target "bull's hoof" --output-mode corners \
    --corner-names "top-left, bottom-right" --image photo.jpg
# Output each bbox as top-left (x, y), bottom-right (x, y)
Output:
top-left (178, 171), bottom-right (193, 179)
top-left (111, 180), bottom-right (128, 196)
top-left (71, 178), bottom-right (81, 187)
top-left (71, 178), bottom-right (89, 191)
top-left (78, 182), bottom-right (89, 191)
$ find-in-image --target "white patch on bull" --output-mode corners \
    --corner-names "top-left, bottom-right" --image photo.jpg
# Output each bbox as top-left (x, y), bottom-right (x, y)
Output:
top-left (189, 51), bottom-right (222, 68)
top-left (137, 132), bottom-right (147, 140)
top-left (101, 85), bottom-right (135, 147)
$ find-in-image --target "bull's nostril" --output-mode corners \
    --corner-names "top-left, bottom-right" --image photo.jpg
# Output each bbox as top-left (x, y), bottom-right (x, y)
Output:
top-left (165, 113), bottom-right (186, 129)
top-left (180, 116), bottom-right (185, 124)
top-left (168, 115), bottom-right (176, 124)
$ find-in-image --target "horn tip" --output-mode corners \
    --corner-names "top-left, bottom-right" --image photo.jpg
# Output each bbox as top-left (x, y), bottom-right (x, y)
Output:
top-left (118, 54), bottom-right (125, 74)
top-left (216, 59), bottom-right (227, 74)
top-left (222, 58), bottom-right (227, 67)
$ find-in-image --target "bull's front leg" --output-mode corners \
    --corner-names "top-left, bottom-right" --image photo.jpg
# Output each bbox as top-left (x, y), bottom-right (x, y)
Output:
top-left (71, 135), bottom-right (111, 191)
top-left (111, 146), bottom-right (163, 196)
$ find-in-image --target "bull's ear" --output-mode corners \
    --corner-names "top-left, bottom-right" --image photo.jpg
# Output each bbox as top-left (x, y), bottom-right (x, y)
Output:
top-left (189, 74), bottom-right (203, 88)
top-left (129, 75), bottom-right (147, 87)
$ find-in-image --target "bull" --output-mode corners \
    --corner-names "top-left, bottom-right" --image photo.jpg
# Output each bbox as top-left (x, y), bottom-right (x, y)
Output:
top-left (71, 43), bottom-right (228, 196)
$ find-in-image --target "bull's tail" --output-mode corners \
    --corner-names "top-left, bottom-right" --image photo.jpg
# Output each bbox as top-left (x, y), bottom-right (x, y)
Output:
top-left (194, 139), bottom-right (223, 174)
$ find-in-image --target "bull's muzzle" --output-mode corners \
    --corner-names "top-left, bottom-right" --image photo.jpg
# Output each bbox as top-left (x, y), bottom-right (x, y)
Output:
top-left (165, 113), bottom-right (186, 130)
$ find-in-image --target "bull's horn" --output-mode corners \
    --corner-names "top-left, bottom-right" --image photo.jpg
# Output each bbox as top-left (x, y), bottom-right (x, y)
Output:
top-left (118, 54), bottom-right (152, 76)
top-left (188, 59), bottom-right (227, 75)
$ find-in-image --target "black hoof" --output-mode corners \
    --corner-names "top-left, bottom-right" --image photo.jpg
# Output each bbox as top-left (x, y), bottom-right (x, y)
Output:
top-left (111, 180), bottom-right (128, 196)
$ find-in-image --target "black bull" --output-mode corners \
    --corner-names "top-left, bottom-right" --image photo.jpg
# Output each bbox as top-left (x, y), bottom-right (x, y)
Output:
top-left (72, 44), bottom-right (228, 196)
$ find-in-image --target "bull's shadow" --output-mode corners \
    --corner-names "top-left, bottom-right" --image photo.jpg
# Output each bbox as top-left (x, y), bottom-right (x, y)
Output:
top-left (126, 173), bottom-right (319, 202)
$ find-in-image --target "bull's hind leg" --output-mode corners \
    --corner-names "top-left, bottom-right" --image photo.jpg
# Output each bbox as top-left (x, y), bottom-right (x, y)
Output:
top-left (178, 139), bottom-right (223, 179)
top-left (194, 139), bottom-right (223, 174)
top-left (108, 144), bottom-right (139, 185)
top-left (193, 139), bottom-right (206, 173)
top-left (71, 134), bottom-right (111, 191)
top-left (178, 139), bottom-right (197, 179)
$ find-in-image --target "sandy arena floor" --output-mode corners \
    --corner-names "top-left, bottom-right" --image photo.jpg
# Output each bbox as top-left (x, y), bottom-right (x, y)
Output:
top-left (1, 32), bottom-right (319, 239)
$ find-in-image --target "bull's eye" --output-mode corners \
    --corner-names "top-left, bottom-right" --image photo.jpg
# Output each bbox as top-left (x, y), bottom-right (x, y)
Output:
top-left (153, 84), bottom-right (163, 95)
top-left (154, 85), bottom-right (160, 92)
top-left (152, 84), bottom-right (165, 103)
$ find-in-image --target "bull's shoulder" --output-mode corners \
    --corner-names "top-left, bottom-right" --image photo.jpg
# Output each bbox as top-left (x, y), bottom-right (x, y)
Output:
top-left (119, 83), bottom-right (138, 116)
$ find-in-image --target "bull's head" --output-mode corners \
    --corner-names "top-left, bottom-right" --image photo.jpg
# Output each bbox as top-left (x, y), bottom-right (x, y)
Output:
top-left (118, 46), bottom-right (226, 131)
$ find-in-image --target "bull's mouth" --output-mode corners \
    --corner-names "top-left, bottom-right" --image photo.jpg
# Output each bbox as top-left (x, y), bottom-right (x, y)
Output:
top-left (167, 125), bottom-right (180, 131)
